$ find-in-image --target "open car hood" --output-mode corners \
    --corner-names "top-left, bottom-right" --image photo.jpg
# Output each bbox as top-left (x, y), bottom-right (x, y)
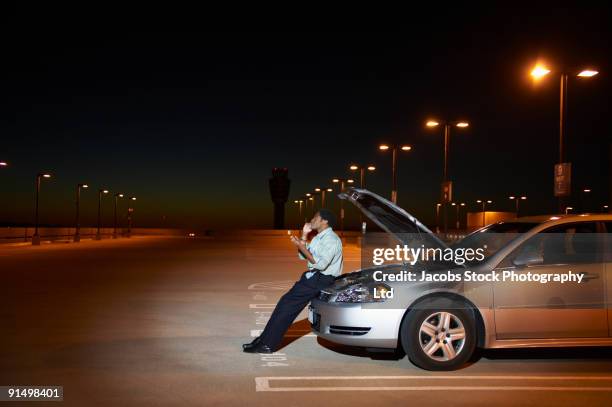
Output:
top-left (339, 187), bottom-right (449, 251)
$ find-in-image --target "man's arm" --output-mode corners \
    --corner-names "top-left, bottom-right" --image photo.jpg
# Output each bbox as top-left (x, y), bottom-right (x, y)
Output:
top-left (290, 235), bottom-right (316, 263)
top-left (295, 223), bottom-right (312, 260)
top-left (308, 236), bottom-right (340, 271)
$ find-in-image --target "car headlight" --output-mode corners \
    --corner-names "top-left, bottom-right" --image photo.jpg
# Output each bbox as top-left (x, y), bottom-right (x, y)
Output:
top-left (334, 283), bottom-right (392, 303)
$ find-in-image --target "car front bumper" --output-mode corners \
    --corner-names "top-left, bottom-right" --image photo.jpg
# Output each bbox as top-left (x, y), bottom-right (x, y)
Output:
top-left (309, 298), bottom-right (404, 348)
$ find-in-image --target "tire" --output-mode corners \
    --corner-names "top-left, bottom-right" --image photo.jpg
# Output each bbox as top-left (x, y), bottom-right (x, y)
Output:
top-left (400, 297), bottom-right (476, 371)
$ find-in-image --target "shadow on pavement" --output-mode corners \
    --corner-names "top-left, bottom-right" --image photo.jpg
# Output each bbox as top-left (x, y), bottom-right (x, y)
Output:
top-left (278, 319), bottom-right (404, 360)
top-left (315, 337), bottom-right (405, 360)
top-left (278, 319), bottom-right (314, 349)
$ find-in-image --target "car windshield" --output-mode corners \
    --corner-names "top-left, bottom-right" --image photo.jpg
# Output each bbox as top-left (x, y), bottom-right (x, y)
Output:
top-left (452, 222), bottom-right (540, 265)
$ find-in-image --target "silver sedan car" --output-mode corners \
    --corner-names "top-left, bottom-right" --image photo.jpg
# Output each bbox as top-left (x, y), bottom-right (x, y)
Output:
top-left (309, 188), bottom-right (612, 370)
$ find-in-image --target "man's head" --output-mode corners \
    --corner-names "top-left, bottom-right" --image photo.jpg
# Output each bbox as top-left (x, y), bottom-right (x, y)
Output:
top-left (310, 209), bottom-right (336, 231)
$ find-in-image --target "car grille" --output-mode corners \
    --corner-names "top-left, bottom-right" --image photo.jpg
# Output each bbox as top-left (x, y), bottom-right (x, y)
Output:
top-left (329, 325), bottom-right (371, 336)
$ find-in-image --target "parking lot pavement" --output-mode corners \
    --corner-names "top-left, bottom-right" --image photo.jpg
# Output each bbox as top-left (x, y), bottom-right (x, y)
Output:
top-left (1, 234), bottom-right (612, 406)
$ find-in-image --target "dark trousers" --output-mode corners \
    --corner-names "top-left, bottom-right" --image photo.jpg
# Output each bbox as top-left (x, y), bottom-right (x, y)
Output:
top-left (259, 271), bottom-right (335, 350)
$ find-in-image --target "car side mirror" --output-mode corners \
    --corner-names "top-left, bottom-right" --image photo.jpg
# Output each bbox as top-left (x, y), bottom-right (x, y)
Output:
top-left (512, 251), bottom-right (543, 268)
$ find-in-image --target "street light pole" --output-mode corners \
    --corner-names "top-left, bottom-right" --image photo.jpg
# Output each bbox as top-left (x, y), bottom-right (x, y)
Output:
top-left (559, 73), bottom-right (568, 165)
top-left (314, 188), bottom-right (333, 208)
top-left (476, 200), bottom-right (492, 227)
top-left (32, 172), bottom-right (51, 246)
top-left (530, 64), bottom-right (598, 211)
top-left (349, 164), bottom-right (376, 189)
top-left (95, 189), bottom-right (109, 240)
top-left (332, 178), bottom-right (354, 235)
top-left (509, 195), bottom-right (527, 217)
top-left (443, 124), bottom-right (450, 181)
top-left (113, 193), bottom-right (124, 238)
top-left (294, 200), bottom-right (304, 227)
top-left (451, 202), bottom-right (466, 230)
top-left (427, 120), bottom-right (469, 234)
top-left (391, 147), bottom-right (397, 203)
top-left (379, 144), bottom-right (411, 204)
top-left (74, 183), bottom-right (88, 242)
top-left (127, 197), bottom-right (136, 237)
top-left (581, 188), bottom-right (592, 212)
top-left (304, 193), bottom-right (314, 217)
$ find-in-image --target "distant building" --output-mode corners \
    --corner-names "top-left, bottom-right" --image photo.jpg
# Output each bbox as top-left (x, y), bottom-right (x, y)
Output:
top-left (268, 168), bottom-right (290, 229)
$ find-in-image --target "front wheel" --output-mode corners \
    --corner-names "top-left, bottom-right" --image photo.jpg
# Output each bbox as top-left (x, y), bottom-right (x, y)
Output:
top-left (401, 299), bottom-right (476, 371)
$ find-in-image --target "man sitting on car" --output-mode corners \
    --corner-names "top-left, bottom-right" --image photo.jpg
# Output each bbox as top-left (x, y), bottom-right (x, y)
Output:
top-left (243, 209), bottom-right (343, 354)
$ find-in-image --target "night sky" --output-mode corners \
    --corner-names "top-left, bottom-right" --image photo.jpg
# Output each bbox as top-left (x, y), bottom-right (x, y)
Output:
top-left (1, 8), bottom-right (611, 229)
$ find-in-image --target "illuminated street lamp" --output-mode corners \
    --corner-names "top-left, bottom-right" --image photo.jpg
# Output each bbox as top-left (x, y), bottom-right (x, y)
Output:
top-left (530, 62), bottom-right (598, 210)
top-left (426, 119), bottom-right (469, 182)
top-left (427, 120), bottom-right (469, 233)
top-left (113, 193), bottom-right (124, 238)
top-left (299, 195), bottom-right (309, 220)
top-left (331, 178), bottom-right (354, 191)
top-left (378, 144), bottom-right (411, 204)
top-left (95, 189), bottom-right (109, 240)
top-left (32, 172), bottom-right (52, 245)
top-left (565, 206), bottom-right (573, 215)
top-left (476, 200), bottom-right (493, 227)
top-left (308, 191), bottom-right (322, 211)
top-left (0, 161), bottom-right (8, 167)
top-left (294, 199), bottom-right (304, 224)
top-left (73, 183), bottom-right (89, 242)
top-left (126, 196), bottom-right (136, 238)
top-left (451, 202), bottom-right (466, 230)
top-left (508, 195), bottom-right (527, 217)
top-left (313, 187), bottom-right (334, 208)
top-left (332, 178), bottom-right (354, 235)
top-left (349, 164), bottom-right (376, 188)
top-left (581, 188), bottom-right (592, 212)
top-left (603, 205), bottom-right (609, 213)
top-left (304, 193), bottom-right (314, 217)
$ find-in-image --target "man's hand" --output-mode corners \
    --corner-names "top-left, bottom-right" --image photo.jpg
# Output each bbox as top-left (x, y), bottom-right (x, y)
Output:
top-left (291, 235), bottom-right (316, 264)
top-left (290, 235), bottom-right (306, 248)
top-left (301, 222), bottom-right (312, 240)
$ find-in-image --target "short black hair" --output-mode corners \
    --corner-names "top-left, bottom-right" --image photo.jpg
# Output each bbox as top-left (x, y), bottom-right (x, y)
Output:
top-left (317, 209), bottom-right (337, 229)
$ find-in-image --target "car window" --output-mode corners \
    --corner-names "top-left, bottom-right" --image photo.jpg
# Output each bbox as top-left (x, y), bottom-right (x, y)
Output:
top-left (510, 222), bottom-right (600, 265)
top-left (453, 222), bottom-right (539, 264)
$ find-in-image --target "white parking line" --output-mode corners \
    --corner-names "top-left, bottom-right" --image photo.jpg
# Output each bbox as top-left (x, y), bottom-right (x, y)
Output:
top-left (248, 281), bottom-right (294, 291)
top-left (255, 376), bottom-right (612, 392)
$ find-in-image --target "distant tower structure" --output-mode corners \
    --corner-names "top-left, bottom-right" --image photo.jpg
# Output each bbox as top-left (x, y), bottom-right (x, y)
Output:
top-left (269, 168), bottom-right (290, 229)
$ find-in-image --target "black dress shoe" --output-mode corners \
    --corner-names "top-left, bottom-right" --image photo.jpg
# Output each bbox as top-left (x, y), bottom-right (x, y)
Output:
top-left (243, 343), bottom-right (274, 354)
top-left (242, 336), bottom-right (261, 351)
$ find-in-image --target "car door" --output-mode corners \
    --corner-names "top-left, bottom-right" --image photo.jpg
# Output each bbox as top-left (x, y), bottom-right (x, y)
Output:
top-left (493, 221), bottom-right (608, 339)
